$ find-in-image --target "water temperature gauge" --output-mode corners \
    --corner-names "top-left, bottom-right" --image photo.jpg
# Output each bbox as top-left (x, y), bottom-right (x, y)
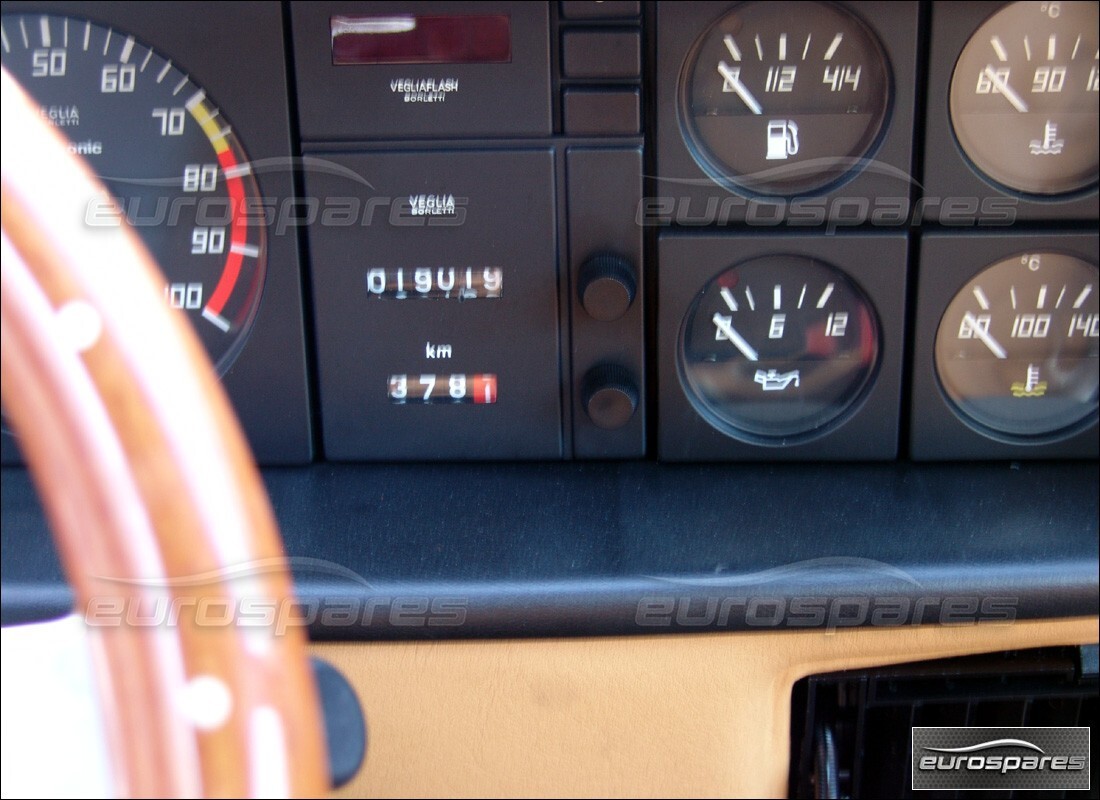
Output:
top-left (678, 255), bottom-right (880, 442)
top-left (935, 252), bottom-right (1099, 439)
top-left (949, 1), bottom-right (1099, 195)
top-left (678, 0), bottom-right (892, 196)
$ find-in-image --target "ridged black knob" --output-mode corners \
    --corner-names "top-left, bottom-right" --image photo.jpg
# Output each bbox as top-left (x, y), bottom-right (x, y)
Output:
top-left (582, 365), bottom-right (638, 430)
top-left (578, 253), bottom-right (636, 322)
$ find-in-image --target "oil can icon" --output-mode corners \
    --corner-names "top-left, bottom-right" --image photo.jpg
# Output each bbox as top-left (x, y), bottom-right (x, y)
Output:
top-left (754, 369), bottom-right (801, 391)
top-left (766, 120), bottom-right (799, 160)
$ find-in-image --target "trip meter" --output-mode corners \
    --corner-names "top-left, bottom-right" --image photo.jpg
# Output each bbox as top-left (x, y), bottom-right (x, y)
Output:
top-left (949, 1), bottom-right (1099, 196)
top-left (678, 255), bottom-right (880, 442)
top-left (678, 0), bottom-right (891, 196)
top-left (0, 13), bottom-right (266, 372)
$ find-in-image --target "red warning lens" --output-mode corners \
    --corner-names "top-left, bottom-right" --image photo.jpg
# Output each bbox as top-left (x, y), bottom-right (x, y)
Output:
top-left (332, 14), bottom-right (511, 65)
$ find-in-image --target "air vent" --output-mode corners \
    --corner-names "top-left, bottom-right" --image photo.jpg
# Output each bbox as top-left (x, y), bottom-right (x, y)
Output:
top-left (789, 646), bottom-right (1098, 799)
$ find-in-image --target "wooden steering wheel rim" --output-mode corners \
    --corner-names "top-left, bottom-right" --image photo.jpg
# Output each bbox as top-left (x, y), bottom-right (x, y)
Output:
top-left (0, 68), bottom-right (328, 797)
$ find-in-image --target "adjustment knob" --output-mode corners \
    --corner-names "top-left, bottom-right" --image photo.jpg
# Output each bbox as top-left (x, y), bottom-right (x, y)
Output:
top-left (578, 253), bottom-right (636, 322)
top-left (582, 365), bottom-right (638, 430)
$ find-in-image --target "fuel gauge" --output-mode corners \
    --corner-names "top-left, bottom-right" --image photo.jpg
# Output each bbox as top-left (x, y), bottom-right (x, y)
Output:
top-left (678, 0), bottom-right (892, 196)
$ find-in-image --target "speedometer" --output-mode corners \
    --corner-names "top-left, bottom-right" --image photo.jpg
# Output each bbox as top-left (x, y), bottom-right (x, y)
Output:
top-left (1, 13), bottom-right (265, 372)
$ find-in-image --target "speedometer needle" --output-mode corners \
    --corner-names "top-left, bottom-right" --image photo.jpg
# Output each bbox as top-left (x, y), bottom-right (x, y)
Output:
top-left (712, 313), bottom-right (760, 361)
top-left (962, 312), bottom-right (1008, 359)
top-left (983, 65), bottom-right (1029, 113)
top-left (717, 61), bottom-right (763, 115)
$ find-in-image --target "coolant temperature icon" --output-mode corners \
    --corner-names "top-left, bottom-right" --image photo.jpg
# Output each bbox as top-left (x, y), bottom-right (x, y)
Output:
top-left (1028, 121), bottom-right (1064, 156)
top-left (1010, 364), bottom-right (1048, 398)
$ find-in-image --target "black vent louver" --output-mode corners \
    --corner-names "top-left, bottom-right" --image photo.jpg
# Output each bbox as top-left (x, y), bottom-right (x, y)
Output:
top-left (789, 646), bottom-right (1098, 799)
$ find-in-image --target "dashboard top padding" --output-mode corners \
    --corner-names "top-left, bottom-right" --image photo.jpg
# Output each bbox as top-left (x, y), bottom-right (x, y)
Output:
top-left (3, 461), bottom-right (1097, 637)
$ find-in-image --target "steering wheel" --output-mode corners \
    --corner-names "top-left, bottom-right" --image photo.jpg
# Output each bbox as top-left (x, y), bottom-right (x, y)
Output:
top-left (0, 67), bottom-right (328, 797)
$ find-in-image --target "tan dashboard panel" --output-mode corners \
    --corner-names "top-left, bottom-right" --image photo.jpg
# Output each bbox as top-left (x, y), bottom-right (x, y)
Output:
top-left (317, 617), bottom-right (1098, 798)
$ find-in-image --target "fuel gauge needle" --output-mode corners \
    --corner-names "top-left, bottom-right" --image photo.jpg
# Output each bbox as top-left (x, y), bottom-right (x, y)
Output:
top-left (713, 313), bottom-right (760, 361)
top-left (717, 61), bottom-right (763, 115)
top-left (962, 312), bottom-right (1008, 359)
top-left (983, 65), bottom-right (1029, 113)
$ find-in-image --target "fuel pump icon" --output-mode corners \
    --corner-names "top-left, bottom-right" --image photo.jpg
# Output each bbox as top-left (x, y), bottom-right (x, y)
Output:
top-left (766, 119), bottom-right (799, 160)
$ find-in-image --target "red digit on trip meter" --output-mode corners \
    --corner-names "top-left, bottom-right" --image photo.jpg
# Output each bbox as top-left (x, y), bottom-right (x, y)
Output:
top-left (471, 375), bottom-right (498, 404)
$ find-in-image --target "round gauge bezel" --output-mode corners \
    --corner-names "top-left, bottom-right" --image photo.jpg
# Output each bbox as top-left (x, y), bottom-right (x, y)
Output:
top-left (932, 251), bottom-right (1100, 444)
top-left (946, 2), bottom-right (1100, 199)
top-left (676, 254), bottom-right (883, 446)
top-left (676, 0), bottom-right (895, 198)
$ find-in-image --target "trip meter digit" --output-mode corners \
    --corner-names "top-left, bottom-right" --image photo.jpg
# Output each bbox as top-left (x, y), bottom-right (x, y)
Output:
top-left (935, 252), bottom-right (1100, 439)
top-left (0, 13), bottom-right (266, 372)
top-left (679, 255), bottom-right (880, 442)
top-left (949, 1), bottom-right (1100, 196)
top-left (679, 0), bottom-right (891, 196)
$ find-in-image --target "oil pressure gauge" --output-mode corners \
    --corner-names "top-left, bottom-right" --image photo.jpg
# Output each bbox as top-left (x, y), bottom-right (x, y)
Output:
top-left (935, 252), bottom-right (1099, 439)
top-left (679, 0), bottom-right (891, 196)
top-left (949, 1), bottom-right (1099, 195)
top-left (679, 255), bottom-right (880, 442)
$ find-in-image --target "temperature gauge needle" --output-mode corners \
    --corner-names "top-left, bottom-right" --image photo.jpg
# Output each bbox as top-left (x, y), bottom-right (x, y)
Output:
top-left (982, 65), bottom-right (1029, 113)
top-left (712, 313), bottom-right (760, 361)
top-left (962, 312), bottom-right (1008, 359)
top-left (717, 61), bottom-right (764, 115)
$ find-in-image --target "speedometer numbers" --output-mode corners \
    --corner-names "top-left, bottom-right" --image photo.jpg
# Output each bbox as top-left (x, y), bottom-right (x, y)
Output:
top-left (0, 13), bottom-right (266, 372)
top-left (949, 1), bottom-right (1099, 196)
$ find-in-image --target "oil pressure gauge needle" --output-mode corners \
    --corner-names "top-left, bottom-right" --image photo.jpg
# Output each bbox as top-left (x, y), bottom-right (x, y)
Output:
top-left (717, 61), bottom-right (764, 115)
top-left (982, 65), bottom-right (1029, 113)
top-left (712, 313), bottom-right (760, 361)
top-left (962, 312), bottom-right (1008, 359)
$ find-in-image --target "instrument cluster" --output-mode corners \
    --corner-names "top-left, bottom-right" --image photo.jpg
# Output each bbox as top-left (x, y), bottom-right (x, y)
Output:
top-left (1, 1), bottom-right (1096, 464)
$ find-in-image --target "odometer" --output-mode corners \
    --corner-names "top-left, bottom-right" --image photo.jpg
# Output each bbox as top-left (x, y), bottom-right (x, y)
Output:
top-left (388, 374), bottom-right (499, 405)
top-left (1, 13), bottom-right (265, 372)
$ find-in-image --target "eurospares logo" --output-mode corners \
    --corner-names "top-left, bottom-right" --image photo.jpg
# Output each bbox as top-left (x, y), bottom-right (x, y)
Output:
top-left (912, 727), bottom-right (1090, 791)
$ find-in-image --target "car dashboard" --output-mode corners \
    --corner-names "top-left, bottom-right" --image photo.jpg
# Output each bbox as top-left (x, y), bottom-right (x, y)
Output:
top-left (0, 1), bottom-right (1097, 797)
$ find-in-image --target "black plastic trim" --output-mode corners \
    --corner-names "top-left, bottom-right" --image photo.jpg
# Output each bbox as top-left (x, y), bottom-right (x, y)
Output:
top-left (3, 462), bottom-right (1096, 637)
